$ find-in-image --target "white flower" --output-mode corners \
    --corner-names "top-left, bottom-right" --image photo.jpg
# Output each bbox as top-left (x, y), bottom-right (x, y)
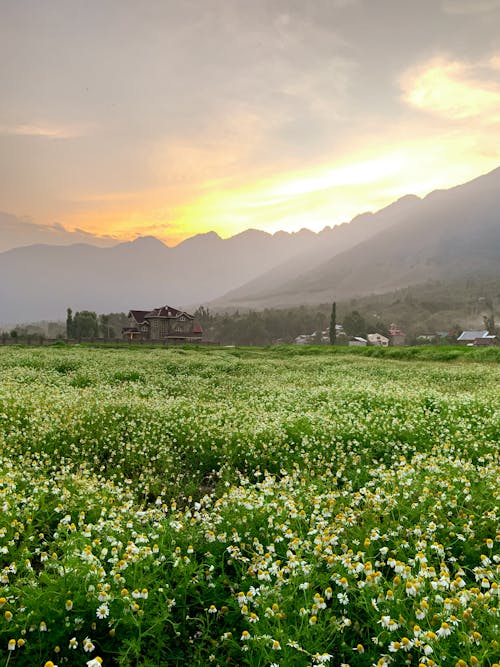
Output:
top-left (337, 592), bottom-right (349, 605)
top-left (400, 637), bottom-right (413, 651)
top-left (86, 658), bottom-right (103, 667)
top-left (83, 637), bottom-right (95, 653)
top-left (379, 615), bottom-right (399, 631)
top-left (96, 603), bottom-right (109, 619)
top-left (436, 622), bottom-right (452, 638)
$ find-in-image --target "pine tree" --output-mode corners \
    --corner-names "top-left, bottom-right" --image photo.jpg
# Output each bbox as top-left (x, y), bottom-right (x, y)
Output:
top-left (329, 301), bottom-right (336, 345)
top-left (66, 308), bottom-right (73, 338)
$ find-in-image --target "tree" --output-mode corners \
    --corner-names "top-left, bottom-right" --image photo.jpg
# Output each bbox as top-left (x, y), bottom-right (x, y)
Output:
top-left (66, 308), bottom-right (73, 338)
top-left (72, 311), bottom-right (99, 339)
top-left (194, 306), bottom-right (213, 324)
top-left (99, 314), bottom-right (113, 339)
top-left (343, 310), bottom-right (367, 338)
top-left (329, 302), bottom-right (337, 345)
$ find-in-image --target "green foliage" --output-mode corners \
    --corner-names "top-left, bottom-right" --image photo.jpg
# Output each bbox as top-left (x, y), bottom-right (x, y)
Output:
top-left (200, 276), bottom-right (500, 346)
top-left (0, 347), bottom-right (499, 666)
top-left (69, 310), bottom-right (99, 339)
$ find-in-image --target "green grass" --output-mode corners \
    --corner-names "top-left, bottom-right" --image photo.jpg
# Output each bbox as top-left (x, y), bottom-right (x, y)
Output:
top-left (0, 346), bottom-right (499, 666)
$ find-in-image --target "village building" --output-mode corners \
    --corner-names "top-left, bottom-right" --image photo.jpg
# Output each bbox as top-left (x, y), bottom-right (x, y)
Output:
top-left (456, 330), bottom-right (489, 345)
top-left (367, 333), bottom-right (389, 347)
top-left (123, 305), bottom-right (203, 342)
top-left (349, 336), bottom-right (368, 346)
top-left (472, 335), bottom-right (498, 347)
top-left (389, 323), bottom-right (406, 346)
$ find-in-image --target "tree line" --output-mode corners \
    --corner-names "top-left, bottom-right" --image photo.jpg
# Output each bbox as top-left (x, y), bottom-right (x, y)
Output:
top-left (65, 309), bottom-right (129, 339)
top-left (193, 304), bottom-right (395, 346)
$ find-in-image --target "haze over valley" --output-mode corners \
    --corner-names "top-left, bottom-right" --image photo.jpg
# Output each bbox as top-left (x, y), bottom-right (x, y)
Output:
top-left (1, 166), bottom-right (499, 327)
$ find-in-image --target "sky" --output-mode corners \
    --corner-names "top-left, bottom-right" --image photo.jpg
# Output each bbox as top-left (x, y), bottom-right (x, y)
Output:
top-left (1, 0), bottom-right (500, 249)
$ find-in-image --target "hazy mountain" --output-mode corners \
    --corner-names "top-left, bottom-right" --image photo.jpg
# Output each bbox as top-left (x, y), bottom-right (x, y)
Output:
top-left (212, 166), bottom-right (500, 309)
top-left (211, 193), bottom-right (421, 309)
top-left (0, 227), bottom-right (320, 324)
top-left (0, 211), bottom-right (118, 252)
top-left (2, 166), bottom-right (499, 325)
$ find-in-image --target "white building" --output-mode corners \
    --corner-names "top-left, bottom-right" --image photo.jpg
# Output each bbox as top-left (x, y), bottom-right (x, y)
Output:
top-left (349, 337), bottom-right (368, 346)
top-left (367, 333), bottom-right (389, 347)
top-left (457, 330), bottom-right (489, 344)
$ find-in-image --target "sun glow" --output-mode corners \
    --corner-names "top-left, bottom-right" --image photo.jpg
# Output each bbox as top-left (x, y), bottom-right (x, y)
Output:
top-left (58, 49), bottom-right (500, 248)
top-left (401, 55), bottom-right (500, 121)
top-left (271, 155), bottom-right (407, 199)
top-left (64, 133), bottom-right (499, 247)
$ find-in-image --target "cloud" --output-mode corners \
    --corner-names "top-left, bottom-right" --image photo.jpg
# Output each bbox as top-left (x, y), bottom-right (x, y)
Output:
top-left (0, 123), bottom-right (87, 139)
top-left (490, 55), bottom-right (500, 69)
top-left (400, 55), bottom-right (500, 122)
top-left (0, 212), bottom-right (118, 253)
top-left (442, 0), bottom-right (500, 14)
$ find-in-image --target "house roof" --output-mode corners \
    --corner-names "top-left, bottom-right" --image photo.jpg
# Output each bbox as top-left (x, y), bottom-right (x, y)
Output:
top-left (128, 310), bottom-right (150, 324)
top-left (367, 333), bottom-right (389, 342)
top-left (457, 330), bottom-right (489, 341)
top-left (129, 306), bottom-right (194, 321)
top-left (145, 305), bottom-right (194, 319)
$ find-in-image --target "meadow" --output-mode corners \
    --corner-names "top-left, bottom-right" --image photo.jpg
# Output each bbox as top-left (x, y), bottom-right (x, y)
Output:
top-left (0, 345), bottom-right (498, 667)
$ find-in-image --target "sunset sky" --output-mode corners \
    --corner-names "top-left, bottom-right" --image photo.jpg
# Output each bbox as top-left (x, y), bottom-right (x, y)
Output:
top-left (1, 0), bottom-right (500, 248)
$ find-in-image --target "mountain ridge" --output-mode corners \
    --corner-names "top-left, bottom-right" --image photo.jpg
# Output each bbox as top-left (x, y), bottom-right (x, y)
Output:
top-left (1, 166), bottom-right (499, 325)
top-left (211, 166), bottom-right (500, 310)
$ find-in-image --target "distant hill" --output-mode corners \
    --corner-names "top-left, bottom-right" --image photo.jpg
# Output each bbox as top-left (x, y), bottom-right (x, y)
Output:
top-left (212, 166), bottom-right (500, 309)
top-left (210, 193), bottom-right (421, 309)
top-left (0, 211), bottom-right (118, 252)
top-left (1, 166), bottom-right (499, 325)
top-left (0, 228), bottom-right (320, 324)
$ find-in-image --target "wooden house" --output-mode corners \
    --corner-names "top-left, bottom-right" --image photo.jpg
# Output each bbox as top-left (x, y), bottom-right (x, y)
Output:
top-left (123, 305), bottom-right (202, 342)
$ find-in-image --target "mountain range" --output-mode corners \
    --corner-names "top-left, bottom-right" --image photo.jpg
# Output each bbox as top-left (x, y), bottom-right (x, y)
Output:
top-left (213, 165), bottom-right (500, 309)
top-left (1, 166), bottom-right (499, 325)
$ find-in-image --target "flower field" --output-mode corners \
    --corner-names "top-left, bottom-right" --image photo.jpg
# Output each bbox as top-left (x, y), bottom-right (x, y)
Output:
top-left (0, 345), bottom-right (499, 667)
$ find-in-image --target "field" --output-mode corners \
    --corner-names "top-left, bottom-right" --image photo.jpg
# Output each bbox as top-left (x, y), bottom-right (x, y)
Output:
top-left (0, 345), bottom-right (499, 667)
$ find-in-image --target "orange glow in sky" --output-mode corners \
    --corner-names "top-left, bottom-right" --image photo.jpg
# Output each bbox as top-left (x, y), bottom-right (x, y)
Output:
top-left (50, 51), bottom-right (500, 247)
top-left (65, 133), bottom-right (500, 247)
top-left (1, 3), bottom-right (500, 248)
